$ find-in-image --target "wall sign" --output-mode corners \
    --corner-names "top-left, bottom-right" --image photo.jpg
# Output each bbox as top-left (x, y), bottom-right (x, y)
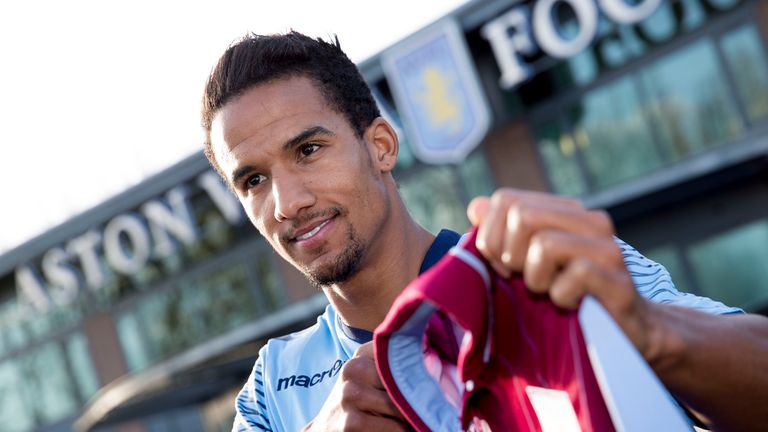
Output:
top-left (383, 18), bottom-right (492, 164)
top-left (14, 170), bottom-right (244, 313)
top-left (481, 0), bottom-right (665, 89)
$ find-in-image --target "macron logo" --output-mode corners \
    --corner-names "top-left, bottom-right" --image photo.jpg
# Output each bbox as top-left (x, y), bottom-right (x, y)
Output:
top-left (276, 359), bottom-right (344, 392)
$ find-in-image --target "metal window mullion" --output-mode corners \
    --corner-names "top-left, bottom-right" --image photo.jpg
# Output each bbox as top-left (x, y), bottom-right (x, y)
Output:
top-left (630, 67), bottom-right (676, 163)
top-left (713, 30), bottom-right (753, 130)
top-left (242, 251), bottom-right (270, 317)
top-left (562, 109), bottom-right (598, 194)
top-left (58, 336), bottom-right (86, 406)
top-left (676, 239), bottom-right (705, 296)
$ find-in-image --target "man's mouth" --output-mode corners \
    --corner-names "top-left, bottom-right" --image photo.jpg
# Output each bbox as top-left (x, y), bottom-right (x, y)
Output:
top-left (295, 219), bottom-right (332, 241)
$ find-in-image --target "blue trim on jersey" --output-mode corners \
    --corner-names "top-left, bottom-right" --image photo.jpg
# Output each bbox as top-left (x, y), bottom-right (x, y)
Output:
top-left (337, 229), bottom-right (464, 344)
top-left (419, 229), bottom-right (462, 274)
top-left (337, 318), bottom-right (373, 344)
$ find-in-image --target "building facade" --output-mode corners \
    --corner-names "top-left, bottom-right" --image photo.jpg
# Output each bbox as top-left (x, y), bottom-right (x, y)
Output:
top-left (0, 0), bottom-right (765, 430)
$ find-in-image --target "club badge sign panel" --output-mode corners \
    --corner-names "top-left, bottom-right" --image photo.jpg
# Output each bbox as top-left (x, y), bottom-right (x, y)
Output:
top-left (382, 19), bottom-right (491, 165)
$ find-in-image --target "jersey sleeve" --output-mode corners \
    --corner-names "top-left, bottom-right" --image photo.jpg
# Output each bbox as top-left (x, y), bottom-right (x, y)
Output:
top-left (232, 355), bottom-right (274, 432)
top-left (616, 237), bottom-right (743, 315)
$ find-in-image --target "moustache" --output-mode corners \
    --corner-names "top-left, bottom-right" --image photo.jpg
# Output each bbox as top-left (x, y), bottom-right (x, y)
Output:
top-left (279, 207), bottom-right (343, 243)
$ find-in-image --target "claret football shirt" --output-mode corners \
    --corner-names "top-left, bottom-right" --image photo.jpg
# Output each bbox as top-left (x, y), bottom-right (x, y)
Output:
top-left (233, 230), bottom-right (740, 432)
top-left (373, 229), bottom-right (721, 431)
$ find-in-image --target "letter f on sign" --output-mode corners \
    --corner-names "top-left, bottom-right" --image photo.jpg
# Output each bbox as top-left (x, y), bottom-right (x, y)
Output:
top-left (481, 6), bottom-right (537, 89)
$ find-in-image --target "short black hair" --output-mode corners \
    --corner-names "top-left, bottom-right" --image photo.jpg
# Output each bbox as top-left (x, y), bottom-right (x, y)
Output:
top-left (201, 31), bottom-right (381, 177)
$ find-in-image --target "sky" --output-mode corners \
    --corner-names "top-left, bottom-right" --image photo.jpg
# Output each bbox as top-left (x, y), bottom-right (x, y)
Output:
top-left (0, 0), bottom-right (470, 253)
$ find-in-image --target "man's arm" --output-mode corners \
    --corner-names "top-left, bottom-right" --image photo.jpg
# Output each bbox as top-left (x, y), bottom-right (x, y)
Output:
top-left (233, 358), bottom-right (274, 432)
top-left (468, 189), bottom-right (768, 431)
top-left (640, 304), bottom-right (768, 430)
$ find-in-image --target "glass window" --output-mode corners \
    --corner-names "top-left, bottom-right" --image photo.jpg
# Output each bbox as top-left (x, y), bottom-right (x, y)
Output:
top-left (66, 333), bottom-right (100, 400)
top-left (721, 25), bottom-right (768, 123)
top-left (539, 33), bottom-right (752, 196)
top-left (640, 40), bottom-right (743, 159)
top-left (185, 262), bottom-right (255, 340)
top-left (678, 0), bottom-right (708, 32)
top-left (687, 220), bottom-right (768, 311)
top-left (635, 0), bottom-right (687, 45)
top-left (254, 252), bottom-right (284, 309)
top-left (117, 311), bottom-right (152, 371)
top-left (399, 166), bottom-right (470, 235)
top-left (0, 360), bottom-right (34, 431)
top-left (0, 299), bottom-right (26, 357)
top-left (0, 292), bottom-right (82, 358)
top-left (536, 120), bottom-right (588, 196)
top-left (118, 260), bottom-right (259, 371)
top-left (570, 76), bottom-right (664, 189)
top-left (567, 48), bottom-right (599, 87)
top-left (457, 150), bottom-right (496, 200)
top-left (18, 342), bottom-right (80, 426)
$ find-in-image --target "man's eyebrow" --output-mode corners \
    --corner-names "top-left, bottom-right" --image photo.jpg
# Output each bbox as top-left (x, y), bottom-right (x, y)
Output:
top-left (231, 164), bottom-right (255, 187)
top-left (283, 125), bottom-right (335, 152)
top-left (229, 126), bottom-right (335, 186)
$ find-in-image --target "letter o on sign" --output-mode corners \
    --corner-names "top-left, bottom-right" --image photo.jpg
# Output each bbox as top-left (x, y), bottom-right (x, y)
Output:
top-left (533, 0), bottom-right (599, 59)
top-left (598, 0), bottom-right (663, 25)
top-left (104, 214), bottom-right (152, 275)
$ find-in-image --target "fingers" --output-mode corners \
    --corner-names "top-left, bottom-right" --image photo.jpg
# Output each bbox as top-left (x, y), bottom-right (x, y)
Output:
top-left (467, 196), bottom-right (490, 226)
top-left (470, 189), bottom-right (639, 314)
top-left (502, 203), bottom-right (611, 272)
top-left (338, 374), bottom-right (404, 421)
top-left (467, 190), bottom-right (580, 227)
top-left (523, 231), bottom-right (631, 311)
top-left (467, 188), bottom-right (657, 363)
top-left (339, 345), bottom-right (405, 420)
top-left (548, 255), bottom-right (633, 311)
top-left (353, 341), bottom-right (375, 359)
top-left (309, 345), bottom-right (409, 432)
top-left (346, 345), bottom-right (385, 391)
top-left (329, 410), bottom-right (410, 432)
top-left (523, 230), bottom-right (623, 294)
top-left (548, 255), bottom-right (649, 354)
top-left (474, 190), bottom-right (612, 278)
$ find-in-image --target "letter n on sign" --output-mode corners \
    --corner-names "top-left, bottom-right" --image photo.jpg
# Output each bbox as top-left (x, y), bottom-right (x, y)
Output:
top-left (382, 18), bottom-right (491, 165)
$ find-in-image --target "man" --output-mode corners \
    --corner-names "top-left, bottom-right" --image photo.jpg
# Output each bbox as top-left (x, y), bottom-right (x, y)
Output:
top-left (201, 32), bottom-right (768, 431)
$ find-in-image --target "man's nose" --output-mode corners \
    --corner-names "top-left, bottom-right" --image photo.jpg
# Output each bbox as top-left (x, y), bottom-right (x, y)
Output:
top-left (272, 175), bottom-right (315, 222)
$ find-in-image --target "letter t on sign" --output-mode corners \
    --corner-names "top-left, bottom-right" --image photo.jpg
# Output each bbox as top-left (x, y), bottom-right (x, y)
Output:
top-left (481, 6), bottom-right (537, 90)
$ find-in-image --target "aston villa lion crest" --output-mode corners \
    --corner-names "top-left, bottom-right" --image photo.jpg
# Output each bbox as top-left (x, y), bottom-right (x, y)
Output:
top-left (382, 18), bottom-right (491, 165)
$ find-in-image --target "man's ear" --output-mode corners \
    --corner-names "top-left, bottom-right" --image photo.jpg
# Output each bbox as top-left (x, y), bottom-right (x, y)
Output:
top-left (366, 117), bottom-right (399, 173)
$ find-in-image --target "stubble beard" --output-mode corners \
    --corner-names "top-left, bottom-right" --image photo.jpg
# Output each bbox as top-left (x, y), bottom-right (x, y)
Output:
top-left (303, 221), bottom-right (365, 288)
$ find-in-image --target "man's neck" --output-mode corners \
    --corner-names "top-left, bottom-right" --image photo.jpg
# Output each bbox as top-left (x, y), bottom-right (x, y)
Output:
top-left (324, 214), bottom-right (434, 332)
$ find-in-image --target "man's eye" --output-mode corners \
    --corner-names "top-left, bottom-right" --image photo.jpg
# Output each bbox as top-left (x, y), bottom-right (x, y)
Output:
top-left (246, 174), bottom-right (266, 189)
top-left (299, 143), bottom-right (320, 157)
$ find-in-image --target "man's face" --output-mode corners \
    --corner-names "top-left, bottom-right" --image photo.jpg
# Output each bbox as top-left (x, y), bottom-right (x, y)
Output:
top-left (210, 76), bottom-right (390, 286)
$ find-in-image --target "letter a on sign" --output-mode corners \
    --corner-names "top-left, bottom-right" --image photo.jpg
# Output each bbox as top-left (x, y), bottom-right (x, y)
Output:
top-left (382, 18), bottom-right (491, 164)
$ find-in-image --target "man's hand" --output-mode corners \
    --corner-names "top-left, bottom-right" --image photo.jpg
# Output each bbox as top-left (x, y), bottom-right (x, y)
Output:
top-left (467, 189), bottom-right (658, 360)
top-left (467, 189), bottom-right (768, 431)
top-left (303, 342), bottom-right (409, 432)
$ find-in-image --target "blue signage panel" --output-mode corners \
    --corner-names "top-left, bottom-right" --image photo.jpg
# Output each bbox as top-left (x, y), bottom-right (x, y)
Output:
top-left (383, 18), bottom-right (491, 164)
